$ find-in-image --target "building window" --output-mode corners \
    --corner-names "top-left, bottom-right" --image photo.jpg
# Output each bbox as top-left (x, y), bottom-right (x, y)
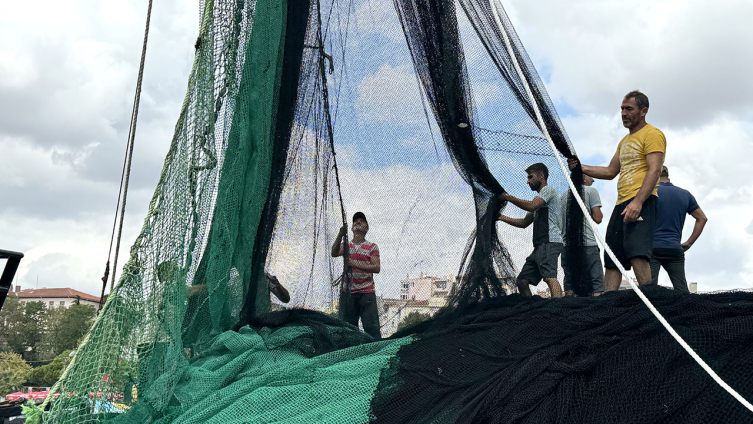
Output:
top-left (49, 301), bottom-right (54, 308)
top-left (21, 301), bottom-right (26, 306)
top-left (60, 301), bottom-right (65, 308)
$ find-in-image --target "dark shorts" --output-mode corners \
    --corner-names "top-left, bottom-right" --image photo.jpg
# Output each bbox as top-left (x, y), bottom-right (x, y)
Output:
top-left (604, 195), bottom-right (657, 270)
top-left (518, 242), bottom-right (563, 284)
top-left (562, 245), bottom-right (604, 295)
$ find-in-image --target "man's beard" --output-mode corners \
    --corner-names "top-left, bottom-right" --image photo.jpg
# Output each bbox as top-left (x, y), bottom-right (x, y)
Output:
top-left (529, 181), bottom-right (542, 191)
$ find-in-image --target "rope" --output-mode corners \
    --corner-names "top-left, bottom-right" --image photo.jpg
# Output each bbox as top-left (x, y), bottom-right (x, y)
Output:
top-left (109, 0), bottom-right (155, 294)
top-left (41, 0), bottom-right (155, 411)
top-left (489, 0), bottom-right (753, 412)
top-left (315, 1), bottom-right (351, 293)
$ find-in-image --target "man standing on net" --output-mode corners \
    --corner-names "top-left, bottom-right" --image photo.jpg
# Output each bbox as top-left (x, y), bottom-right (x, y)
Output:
top-left (569, 90), bottom-right (666, 291)
top-left (650, 166), bottom-right (708, 292)
top-left (331, 212), bottom-right (382, 339)
top-left (560, 174), bottom-right (604, 296)
top-left (499, 163), bottom-right (564, 298)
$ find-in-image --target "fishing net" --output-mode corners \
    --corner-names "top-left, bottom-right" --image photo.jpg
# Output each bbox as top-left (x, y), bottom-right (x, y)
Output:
top-left (41, 0), bottom-right (753, 422)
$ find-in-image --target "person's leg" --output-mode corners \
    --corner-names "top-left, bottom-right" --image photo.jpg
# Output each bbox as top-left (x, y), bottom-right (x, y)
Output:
top-left (517, 249), bottom-right (541, 297)
top-left (339, 291), bottom-right (359, 327)
top-left (561, 250), bottom-right (573, 296)
top-left (543, 278), bottom-right (562, 298)
top-left (587, 246), bottom-right (604, 295)
top-left (604, 201), bottom-right (629, 292)
top-left (604, 268), bottom-right (622, 292)
top-left (649, 249), bottom-right (662, 286)
top-left (539, 243), bottom-right (563, 298)
top-left (625, 196), bottom-right (658, 286)
top-left (631, 258), bottom-right (652, 285)
top-left (517, 278), bottom-right (533, 296)
top-left (358, 292), bottom-right (382, 340)
top-left (663, 250), bottom-right (689, 293)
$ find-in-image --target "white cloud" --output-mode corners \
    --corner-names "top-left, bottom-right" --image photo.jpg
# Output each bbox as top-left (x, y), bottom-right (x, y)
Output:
top-left (356, 63), bottom-right (427, 125)
top-left (0, 0), bottom-right (197, 297)
top-left (504, 0), bottom-right (753, 127)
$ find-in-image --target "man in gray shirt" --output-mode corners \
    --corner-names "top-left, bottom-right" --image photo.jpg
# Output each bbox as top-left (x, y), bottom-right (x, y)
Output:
top-left (560, 175), bottom-right (604, 296)
top-left (499, 163), bottom-right (563, 298)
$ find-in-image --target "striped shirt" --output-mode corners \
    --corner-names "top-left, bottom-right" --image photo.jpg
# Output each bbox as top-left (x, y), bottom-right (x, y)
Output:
top-left (342, 240), bottom-right (379, 293)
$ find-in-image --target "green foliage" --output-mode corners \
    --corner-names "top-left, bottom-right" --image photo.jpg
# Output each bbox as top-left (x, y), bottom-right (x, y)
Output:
top-left (22, 400), bottom-right (43, 424)
top-left (0, 297), bottom-right (47, 361)
top-left (46, 304), bottom-right (96, 356)
top-left (28, 350), bottom-right (73, 387)
top-left (0, 352), bottom-right (33, 395)
top-left (397, 312), bottom-right (431, 332)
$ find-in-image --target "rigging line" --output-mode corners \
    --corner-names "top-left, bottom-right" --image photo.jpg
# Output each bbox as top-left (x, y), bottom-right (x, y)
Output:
top-left (315, 0), bottom-right (351, 289)
top-left (488, 0), bottom-right (753, 412)
top-left (109, 0), bottom-right (155, 294)
top-left (43, 0), bottom-right (156, 412)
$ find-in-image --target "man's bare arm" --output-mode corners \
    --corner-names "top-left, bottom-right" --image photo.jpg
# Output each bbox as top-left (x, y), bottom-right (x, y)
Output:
top-left (571, 154), bottom-right (620, 180)
top-left (681, 208), bottom-right (708, 251)
top-left (331, 225), bottom-right (347, 257)
top-left (501, 193), bottom-right (545, 213)
top-left (621, 152), bottom-right (664, 222)
top-left (498, 214), bottom-right (533, 229)
top-left (590, 206), bottom-right (603, 224)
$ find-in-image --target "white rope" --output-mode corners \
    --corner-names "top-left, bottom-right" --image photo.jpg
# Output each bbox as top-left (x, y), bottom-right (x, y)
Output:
top-left (489, 0), bottom-right (753, 412)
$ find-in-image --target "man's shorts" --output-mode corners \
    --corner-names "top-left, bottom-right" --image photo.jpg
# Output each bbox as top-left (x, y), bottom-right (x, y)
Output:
top-left (562, 245), bottom-right (604, 294)
top-left (604, 195), bottom-right (658, 270)
top-left (518, 242), bottom-right (563, 284)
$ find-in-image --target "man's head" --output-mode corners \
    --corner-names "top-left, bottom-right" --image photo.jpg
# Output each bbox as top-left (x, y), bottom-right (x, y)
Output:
top-left (525, 163), bottom-right (549, 192)
top-left (583, 174), bottom-right (595, 186)
top-left (352, 211), bottom-right (369, 234)
top-left (621, 90), bottom-right (649, 131)
top-left (660, 165), bottom-right (670, 181)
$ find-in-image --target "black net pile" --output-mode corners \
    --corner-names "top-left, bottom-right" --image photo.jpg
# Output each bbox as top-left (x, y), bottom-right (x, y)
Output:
top-left (375, 287), bottom-right (753, 423)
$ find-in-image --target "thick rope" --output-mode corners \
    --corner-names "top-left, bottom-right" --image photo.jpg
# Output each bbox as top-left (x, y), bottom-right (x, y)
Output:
top-left (489, 0), bottom-right (753, 412)
top-left (315, 2), bottom-right (351, 292)
top-left (109, 0), bottom-right (155, 294)
top-left (40, 0), bottom-right (156, 412)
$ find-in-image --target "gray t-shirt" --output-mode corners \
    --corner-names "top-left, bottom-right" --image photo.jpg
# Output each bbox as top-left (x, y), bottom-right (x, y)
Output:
top-left (525, 185), bottom-right (563, 246)
top-left (560, 186), bottom-right (602, 246)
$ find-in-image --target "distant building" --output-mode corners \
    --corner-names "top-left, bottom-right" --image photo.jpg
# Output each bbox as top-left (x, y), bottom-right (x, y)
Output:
top-left (10, 286), bottom-right (100, 309)
top-left (399, 273), bottom-right (453, 307)
top-left (382, 273), bottom-right (456, 336)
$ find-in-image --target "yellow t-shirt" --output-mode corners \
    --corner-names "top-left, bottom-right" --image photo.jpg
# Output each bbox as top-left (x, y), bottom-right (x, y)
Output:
top-left (616, 124), bottom-right (666, 204)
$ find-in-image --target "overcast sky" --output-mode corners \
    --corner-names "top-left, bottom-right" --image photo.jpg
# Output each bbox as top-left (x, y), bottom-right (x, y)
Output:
top-left (1, 0), bottom-right (752, 298)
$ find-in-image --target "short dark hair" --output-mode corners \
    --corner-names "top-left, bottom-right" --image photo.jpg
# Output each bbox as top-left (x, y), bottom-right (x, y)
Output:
top-left (525, 163), bottom-right (549, 180)
top-left (661, 166), bottom-right (669, 178)
top-left (624, 90), bottom-right (649, 110)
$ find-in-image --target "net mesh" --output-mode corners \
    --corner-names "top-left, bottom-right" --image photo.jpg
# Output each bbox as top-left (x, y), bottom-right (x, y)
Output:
top-left (41, 0), bottom-right (753, 422)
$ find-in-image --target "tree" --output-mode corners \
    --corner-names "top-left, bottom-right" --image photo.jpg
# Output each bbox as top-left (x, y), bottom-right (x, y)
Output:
top-left (28, 350), bottom-right (73, 387)
top-left (0, 352), bottom-right (33, 395)
top-left (46, 304), bottom-right (95, 356)
top-left (0, 297), bottom-right (47, 361)
top-left (396, 311), bottom-right (431, 332)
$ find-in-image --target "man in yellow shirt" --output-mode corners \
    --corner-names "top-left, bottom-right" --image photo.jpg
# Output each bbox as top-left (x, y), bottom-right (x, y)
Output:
top-left (569, 91), bottom-right (665, 291)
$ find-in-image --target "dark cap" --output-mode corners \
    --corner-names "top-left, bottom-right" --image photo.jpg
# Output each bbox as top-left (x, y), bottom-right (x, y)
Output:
top-left (661, 165), bottom-right (669, 177)
top-left (352, 211), bottom-right (367, 223)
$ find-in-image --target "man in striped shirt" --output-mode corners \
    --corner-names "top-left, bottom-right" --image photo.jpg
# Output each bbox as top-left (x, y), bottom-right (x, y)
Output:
top-left (331, 212), bottom-right (382, 339)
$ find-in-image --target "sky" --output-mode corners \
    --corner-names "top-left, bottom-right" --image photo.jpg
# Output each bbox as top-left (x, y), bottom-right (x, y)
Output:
top-left (1, 0), bottom-right (752, 299)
